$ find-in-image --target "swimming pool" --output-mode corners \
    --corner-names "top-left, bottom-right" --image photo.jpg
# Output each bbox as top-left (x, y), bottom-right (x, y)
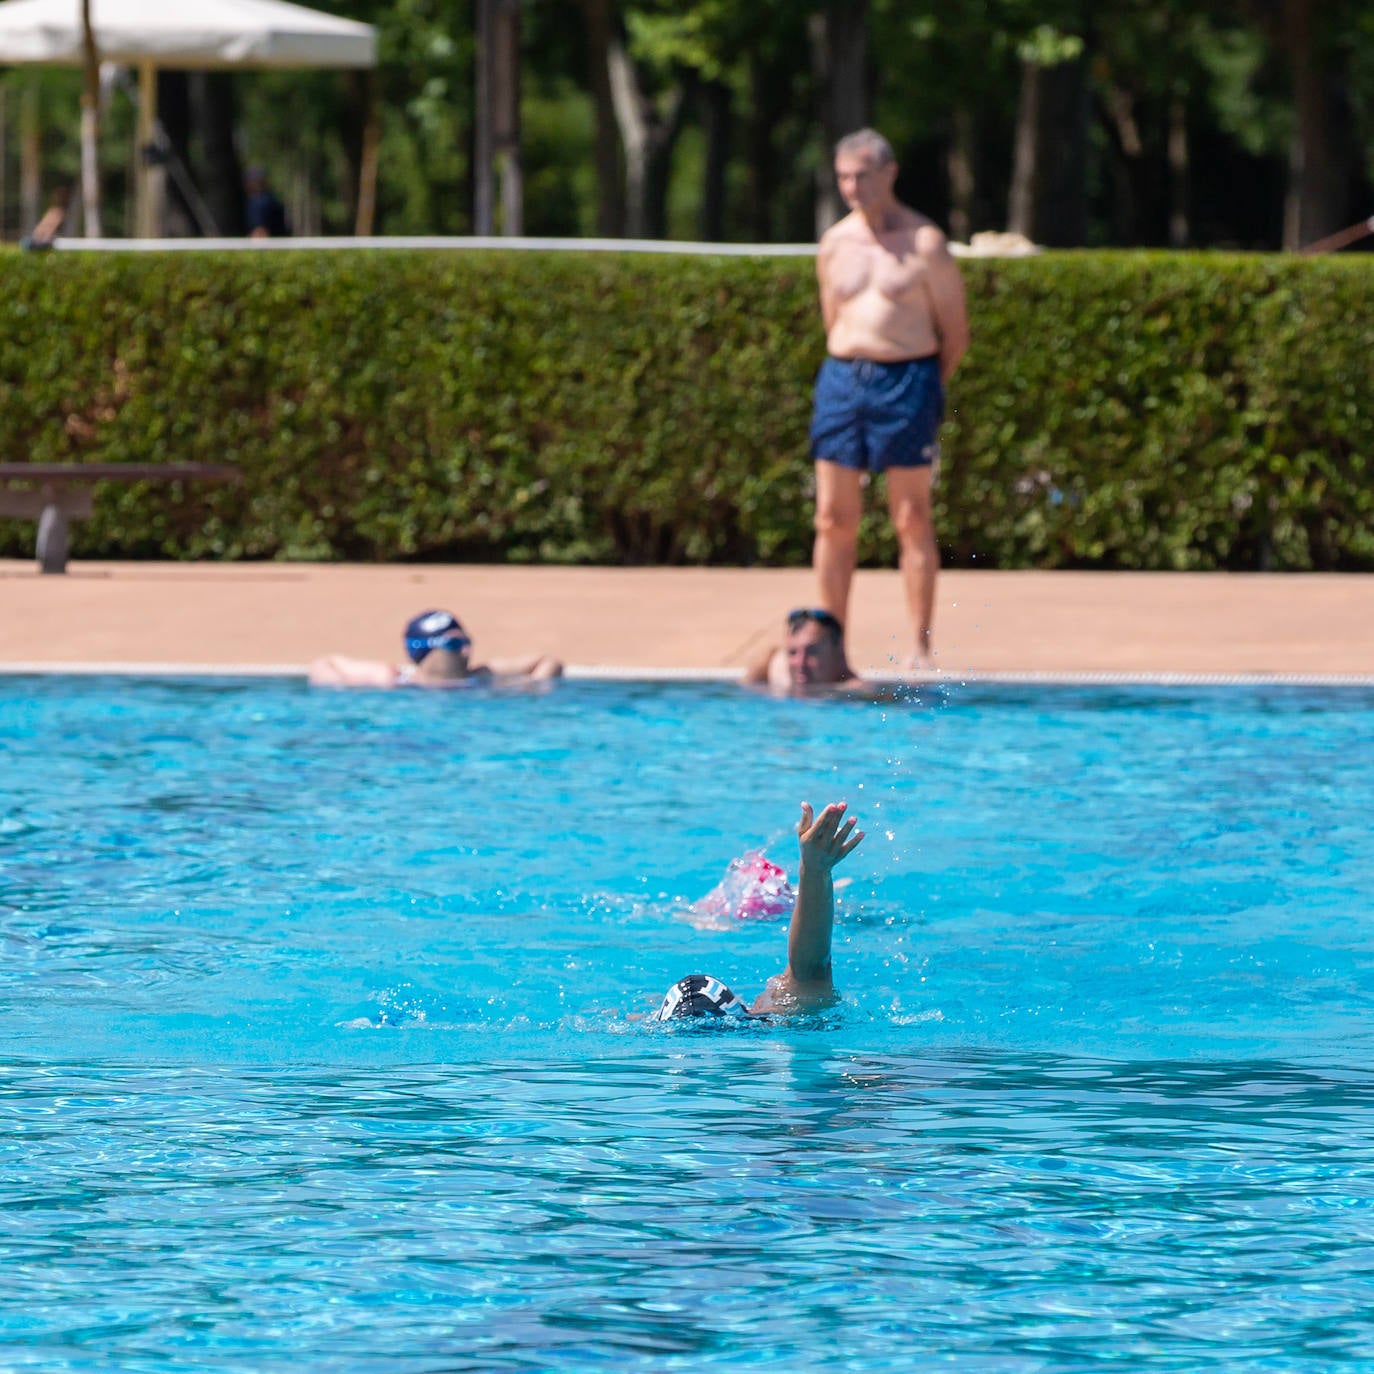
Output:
top-left (4, 678), bottom-right (1374, 1368)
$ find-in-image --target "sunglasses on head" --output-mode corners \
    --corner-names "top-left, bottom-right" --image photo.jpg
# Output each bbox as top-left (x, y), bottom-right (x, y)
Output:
top-left (787, 608), bottom-right (844, 637)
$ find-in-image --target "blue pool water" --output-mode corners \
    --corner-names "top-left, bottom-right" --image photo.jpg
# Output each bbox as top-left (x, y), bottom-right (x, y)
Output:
top-left (3, 677), bottom-right (1374, 1369)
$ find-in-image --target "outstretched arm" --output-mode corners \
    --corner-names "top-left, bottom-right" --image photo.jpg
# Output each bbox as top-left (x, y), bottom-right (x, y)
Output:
top-left (789, 801), bottom-right (863, 981)
top-left (484, 653), bottom-right (564, 680)
top-left (307, 655), bottom-right (397, 688)
top-left (752, 801), bottom-right (864, 1013)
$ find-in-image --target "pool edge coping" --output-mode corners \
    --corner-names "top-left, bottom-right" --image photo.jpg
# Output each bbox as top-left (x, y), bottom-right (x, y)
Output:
top-left (4, 662), bottom-right (1374, 687)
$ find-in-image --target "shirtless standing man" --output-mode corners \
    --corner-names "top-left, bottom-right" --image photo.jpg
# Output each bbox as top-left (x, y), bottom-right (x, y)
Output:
top-left (811, 129), bottom-right (970, 669)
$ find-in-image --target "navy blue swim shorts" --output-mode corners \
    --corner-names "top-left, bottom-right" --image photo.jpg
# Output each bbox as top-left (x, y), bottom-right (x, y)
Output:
top-left (809, 354), bottom-right (945, 472)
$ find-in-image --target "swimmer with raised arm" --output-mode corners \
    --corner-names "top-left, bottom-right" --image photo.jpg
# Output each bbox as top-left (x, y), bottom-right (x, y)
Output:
top-left (653, 801), bottom-right (864, 1021)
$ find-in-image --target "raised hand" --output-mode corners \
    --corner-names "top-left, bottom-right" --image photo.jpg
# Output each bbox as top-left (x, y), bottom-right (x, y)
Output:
top-left (797, 801), bottom-right (864, 872)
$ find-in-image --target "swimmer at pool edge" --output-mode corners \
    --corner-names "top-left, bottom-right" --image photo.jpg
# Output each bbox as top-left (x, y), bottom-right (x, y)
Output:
top-left (653, 801), bottom-right (864, 1020)
top-left (743, 608), bottom-right (866, 695)
top-left (309, 609), bottom-right (563, 688)
top-left (743, 609), bottom-right (925, 702)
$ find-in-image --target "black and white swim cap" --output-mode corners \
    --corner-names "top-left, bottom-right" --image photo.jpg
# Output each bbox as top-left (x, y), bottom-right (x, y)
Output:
top-left (404, 610), bottom-right (471, 663)
top-left (652, 973), bottom-right (754, 1021)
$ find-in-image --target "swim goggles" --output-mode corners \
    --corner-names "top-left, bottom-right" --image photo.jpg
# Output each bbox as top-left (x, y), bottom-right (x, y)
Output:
top-left (787, 608), bottom-right (844, 637)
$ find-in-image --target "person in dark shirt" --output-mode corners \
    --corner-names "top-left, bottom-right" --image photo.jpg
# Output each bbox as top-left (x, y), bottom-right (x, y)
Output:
top-left (244, 167), bottom-right (289, 238)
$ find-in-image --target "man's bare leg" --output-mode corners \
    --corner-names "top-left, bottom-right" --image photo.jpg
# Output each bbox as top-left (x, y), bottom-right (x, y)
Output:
top-left (885, 465), bottom-right (939, 669)
top-left (813, 460), bottom-right (865, 633)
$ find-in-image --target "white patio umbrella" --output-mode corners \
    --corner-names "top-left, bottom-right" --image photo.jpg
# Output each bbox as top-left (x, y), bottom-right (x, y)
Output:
top-left (0, 0), bottom-right (378, 234)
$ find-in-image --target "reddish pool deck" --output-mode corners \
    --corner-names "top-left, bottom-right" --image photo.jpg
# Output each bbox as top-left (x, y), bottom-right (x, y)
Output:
top-left (1, 561), bottom-right (1372, 678)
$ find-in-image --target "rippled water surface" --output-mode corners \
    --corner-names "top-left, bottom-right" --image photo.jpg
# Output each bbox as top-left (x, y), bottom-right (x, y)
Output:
top-left (3, 677), bottom-right (1373, 1370)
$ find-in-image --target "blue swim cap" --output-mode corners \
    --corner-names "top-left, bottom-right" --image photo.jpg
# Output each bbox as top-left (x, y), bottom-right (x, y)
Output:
top-left (404, 610), bottom-right (471, 663)
top-left (652, 974), bottom-right (754, 1021)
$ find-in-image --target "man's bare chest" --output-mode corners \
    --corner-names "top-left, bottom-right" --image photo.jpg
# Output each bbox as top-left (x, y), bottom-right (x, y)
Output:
top-left (829, 240), bottom-right (926, 304)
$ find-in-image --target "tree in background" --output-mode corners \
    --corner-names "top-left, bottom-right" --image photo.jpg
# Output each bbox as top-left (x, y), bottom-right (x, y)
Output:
top-left (78, 0), bottom-right (101, 236)
top-left (2, 0), bottom-right (1371, 248)
top-left (1270, 0), bottom-right (1365, 248)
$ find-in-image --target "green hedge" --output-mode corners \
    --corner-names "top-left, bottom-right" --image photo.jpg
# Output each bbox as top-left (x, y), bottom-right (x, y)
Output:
top-left (0, 249), bottom-right (1370, 569)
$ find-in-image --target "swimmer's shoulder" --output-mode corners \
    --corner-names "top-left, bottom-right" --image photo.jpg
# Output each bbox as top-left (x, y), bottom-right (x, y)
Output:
top-left (751, 973), bottom-right (838, 1017)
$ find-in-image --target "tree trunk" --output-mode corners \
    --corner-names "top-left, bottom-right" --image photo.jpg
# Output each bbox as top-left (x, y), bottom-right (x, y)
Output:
top-left (1167, 96), bottom-right (1189, 248)
top-left (946, 107), bottom-right (975, 243)
top-left (1282, 0), bottom-right (1346, 249)
top-left (475, 0), bottom-right (522, 235)
top-left (1006, 57), bottom-right (1039, 237)
top-left (494, 0), bottom-right (522, 235)
top-left (744, 53), bottom-right (779, 241)
top-left (579, 0), bottom-right (623, 236)
top-left (158, 72), bottom-right (196, 236)
top-left (1007, 53), bottom-right (1088, 246)
top-left (79, 0), bottom-right (102, 237)
top-left (1032, 55), bottom-right (1088, 246)
top-left (1101, 83), bottom-right (1140, 242)
top-left (355, 73), bottom-right (380, 237)
top-left (473, 0), bottom-right (495, 234)
top-left (192, 73), bottom-right (244, 237)
top-left (339, 71), bottom-right (363, 230)
top-left (606, 21), bottom-right (686, 239)
top-left (20, 81), bottom-right (41, 235)
top-left (809, 0), bottom-right (869, 237)
top-left (605, 31), bottom-right (647, 235)
top-left (0, 86), bottom-right (7, 240)
top-left (699, 78), bottom-right (731, 241)
top-left (332, 67), bottom-right (380, 236)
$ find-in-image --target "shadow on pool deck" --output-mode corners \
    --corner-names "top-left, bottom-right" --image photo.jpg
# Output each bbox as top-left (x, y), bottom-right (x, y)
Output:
top-left (1, 561), bottom-right (1373, 678)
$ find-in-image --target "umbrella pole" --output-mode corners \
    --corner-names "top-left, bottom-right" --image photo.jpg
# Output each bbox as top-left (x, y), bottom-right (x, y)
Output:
top-left (136, 62), bottom-right (165, 237)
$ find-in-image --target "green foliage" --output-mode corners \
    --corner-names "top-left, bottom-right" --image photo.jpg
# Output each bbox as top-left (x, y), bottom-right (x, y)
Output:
top-left (0, 250), bottom-right (1370, 570)
top-left (521, 83), bottom-right (598, 238)
top-left (941, 253), bottom-right (1374, 570)
top-left (1017, 23), bottom-right (1085, 66)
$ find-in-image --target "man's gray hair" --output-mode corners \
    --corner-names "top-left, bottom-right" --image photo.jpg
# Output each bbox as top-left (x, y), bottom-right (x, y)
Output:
top-left (834, 128), bottom-right (895, 167)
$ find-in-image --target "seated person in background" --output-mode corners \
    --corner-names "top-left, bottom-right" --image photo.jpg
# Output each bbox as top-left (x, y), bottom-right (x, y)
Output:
top-left (244, 167), bottom-right (289, 239)
top-left (309, 609), bottom-right (563, 688)
top-left (743, 608), bottom-right (866, 694)
top-left (652, 800), bottom-right (864, 1021)
top-left (21, 185), bottom-right (70, 250)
